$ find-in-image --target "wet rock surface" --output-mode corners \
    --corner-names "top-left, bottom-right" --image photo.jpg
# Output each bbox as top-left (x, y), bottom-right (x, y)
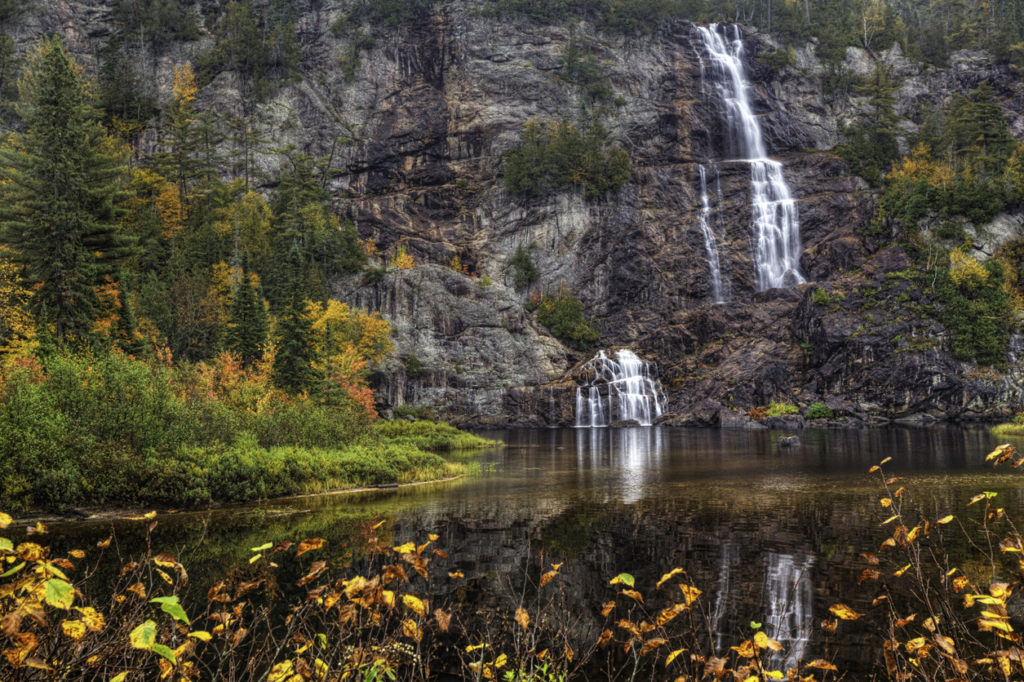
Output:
top-left (24, 2), bottom-right (1024, 424)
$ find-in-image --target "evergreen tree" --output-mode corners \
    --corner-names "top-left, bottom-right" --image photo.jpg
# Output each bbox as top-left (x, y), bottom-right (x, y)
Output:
top-left (225, 270), bottom-right (267, 367)
top-left (273, 246), bottom-right (317, 392)
top-left (0, 39), bottom-right (133, 347)
top-left (115, 286), bottom-right (147, 356)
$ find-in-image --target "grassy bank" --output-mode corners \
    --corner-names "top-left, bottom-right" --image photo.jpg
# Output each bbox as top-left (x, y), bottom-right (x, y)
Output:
top-left (0, 352), bottom-right (493, 513)
top-left (991, 421), bottom-right (1024, 437)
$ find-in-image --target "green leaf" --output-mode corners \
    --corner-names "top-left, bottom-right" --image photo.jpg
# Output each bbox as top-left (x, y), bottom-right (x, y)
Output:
top-left (610, 573), bottom-right (635, 588)
top-left (0, 560), bottom-right (24, 578)
top-left (151, 596), bottom-right (189, 624)
top-left (0, 537), bottom-right (12, 552)
top-left (151, 643), bottom-right (177, 665)
top-left (110, 673), bottom-right (128, 682)
top-left (129, 619), bottom-right (157, 650)
top-left (44, 578), bottom-right (74, 609)
top-left (250, 542), bottom-right (272, 552)
top-left (750, 621), bottom-right (763, 630)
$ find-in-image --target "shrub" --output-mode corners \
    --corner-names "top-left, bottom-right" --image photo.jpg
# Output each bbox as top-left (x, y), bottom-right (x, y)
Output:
top-left (403, 354), bottom-right (424, 378)
top-left (765, 401), bottom-right (800, 417)
top-left (747, 405), bottom-right (767, 420)
top-left (504, 119), bottom-right (631, 199)
top-left (804, 401), bottom-right (835, 419)
top-left (509, 244), bottom-right (539, 291)
top-left (532, 287), bottom-right (599, 349)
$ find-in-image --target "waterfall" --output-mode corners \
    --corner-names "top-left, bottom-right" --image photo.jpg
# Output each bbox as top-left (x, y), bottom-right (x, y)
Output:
top-left (574, 350), bottom-right (667, 427)
top-left (763, 552), bottom-right (814, 670)
top-left (695, 24), bottom-right (806, 291)
top-left (698, 164), bottom-right (725, 303)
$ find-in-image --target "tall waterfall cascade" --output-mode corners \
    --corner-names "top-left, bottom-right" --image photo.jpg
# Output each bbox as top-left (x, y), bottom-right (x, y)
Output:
top-left (574, 350), bottom-right (667, 427)
top-left (695, 24), bottom-right (806, 291)
top-left (698, 164), bottom-right (725, 303)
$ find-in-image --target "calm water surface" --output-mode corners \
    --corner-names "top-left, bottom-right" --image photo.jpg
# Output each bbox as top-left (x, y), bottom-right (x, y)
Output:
top-left (30, 426), bottom-right (1024, 674)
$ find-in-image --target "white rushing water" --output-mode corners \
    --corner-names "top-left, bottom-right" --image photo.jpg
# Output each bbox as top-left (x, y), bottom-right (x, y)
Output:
top-left (695, 24), bottom-right (805, 291)
top-left (698, 164), bottom-right (725, 303)
top-left (574, 349), bottom-right (667, 427)
top-left (763, 552), bottom-right (815, 671)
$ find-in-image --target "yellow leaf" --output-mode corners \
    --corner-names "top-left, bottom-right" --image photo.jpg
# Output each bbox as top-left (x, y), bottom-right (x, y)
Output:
top-left (881, 515), bottom-right (898, 525)
top-left (979, 618), bottom-right (1014, 633)
top-left (539, 570), bottom-right (558, 588)
top-left (0, 512), bottom-right (11, 529)
top-left (448, 571), bottom-right (464, 579)
top-left (69, 549), bottom-right (85, 559)
top-left (402, 594), bottom-right (427, 617)
top-left (880, 498), bottom-right (892, 508)
top-left (829, 604), bottom-right (863, 620)
top-left (990, 582), bottom-right (1011, 599)
top-left (766, 671), bottom-right (784, 680)
top-left (189, 631), bottom-right (212, 642)
top-left (621, 589), bottom-right (644, 603)
top-left (679, 584), bottom-right (702, 606)
top-left (514, 607), bottom-right (530, 630)
top-left (656, 568), bottom-right (684, 589)
top-left (465, 643), bottom-right (487, 653)
top-left (656, 603), bottom-right (688, 627)
top-left (296, 538), bottom-right (326, 557)
top-left (76, 607), bottom-right (105, 632)
top-left (381, 590), bottom-right (395, 608)
top-left (402, 619), bottom-right (421, 642)
top-left (494, 653), bottom-right (507, 669)
top-left (868, 465), bottom-right (880, 473)
top-left (968, 493), bottom-right (987, 506)
top-left (881, 457), bottom-right (892, 465)
top-left (894, 564), bottom-right (911, 577)
top-left (805, 659), bottom-right (838, 671)
top-left (428, 534), bottom-right (439, 541)
top-left (268, 660), bottom-right (297, 682)
top-left (665, 648), bottom-right (685, 666)
top-left (754, 631), bottom-right (783, 651)
top-left (110, 674), bottom-right (129, 682)
top-left (904, 637), bottom-right (927, 653)
top-left (62, 620), bottom-right (88, 641)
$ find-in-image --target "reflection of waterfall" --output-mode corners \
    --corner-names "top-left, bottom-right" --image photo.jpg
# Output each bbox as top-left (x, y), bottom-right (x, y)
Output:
top-left (763, 552), bottom-right (814, 670)
top-left (574, 350), bottom-right (667, 427)
top-left (698, 164), bottom-right (725, 303)
top-left (710, 541), bottom-right (733, 651)
top-left (695, 24), bottom-right (805, 291)
top-left (575, 427), bottom-right (665, 504)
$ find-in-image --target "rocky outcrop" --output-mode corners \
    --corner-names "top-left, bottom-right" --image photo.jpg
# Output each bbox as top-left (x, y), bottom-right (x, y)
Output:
top-left (14, 2), bottom-right (1024, 424)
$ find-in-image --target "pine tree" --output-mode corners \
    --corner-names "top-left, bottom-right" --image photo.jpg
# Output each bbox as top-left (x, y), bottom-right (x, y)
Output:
top-left (273, 246), bottom-right (317, 393)
top-left (225, 270), bottom-right (267, 368)
top-left (0, 39), bottom-right (133, 348)
top-left (115, 286), bottom-right (147, 357)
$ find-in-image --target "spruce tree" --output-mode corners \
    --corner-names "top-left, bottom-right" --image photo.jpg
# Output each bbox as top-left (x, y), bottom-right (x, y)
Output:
top-left (0, 39), bottom-right (133, 347)
top-left (115, 286), bottom-right (147, 357)
top-left (225, 271), bottom-right (267, 368)
top-left (273, 247), bottom-right (317, 393)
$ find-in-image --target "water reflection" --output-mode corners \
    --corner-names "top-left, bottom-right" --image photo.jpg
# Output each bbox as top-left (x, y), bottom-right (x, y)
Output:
top-left (763, 552), bottom-right (814, 671)
top-left (24, 426), bottom-right (1024, 676)
top-left (575, 427), bottom-right (665, 503)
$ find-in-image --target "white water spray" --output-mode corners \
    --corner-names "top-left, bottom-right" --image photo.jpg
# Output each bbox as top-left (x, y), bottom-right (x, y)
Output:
top-left (695, 24), bottom-right (805, 291)
top-left (698, 164), bottom-right (725, 303)
top-left (574, 350), bottom-right (667, 427)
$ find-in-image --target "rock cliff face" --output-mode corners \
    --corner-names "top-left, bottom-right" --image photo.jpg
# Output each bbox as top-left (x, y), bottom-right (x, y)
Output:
top-left (16, 1), bottom-right (1024, 424)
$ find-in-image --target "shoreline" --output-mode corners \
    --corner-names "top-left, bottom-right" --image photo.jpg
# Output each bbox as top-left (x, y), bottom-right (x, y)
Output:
top-left (7, 473), bottom-right (468, 527)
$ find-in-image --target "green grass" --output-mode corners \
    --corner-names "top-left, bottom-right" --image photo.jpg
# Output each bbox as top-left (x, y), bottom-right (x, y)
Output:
top-left (991, 423), bottom-right (1024, 437)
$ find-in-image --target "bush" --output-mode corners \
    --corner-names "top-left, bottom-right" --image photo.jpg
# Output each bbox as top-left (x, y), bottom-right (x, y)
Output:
top-left (933, 259), bottom-right (1013, 366)
top-left (403, 354), bottom-right (424, 378)
top-left (504, 119), bottom-right (631, 199)
top-left (509, 244), bottom-right (539, 291)
top-left (0, 351), bottom-right (487, 511)
top-left (532, 287), bottom-right (599, 349)
top-left (765, 401), bottom-right (799, 417)
top-left (804, 402), bottom-right (835, 419)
